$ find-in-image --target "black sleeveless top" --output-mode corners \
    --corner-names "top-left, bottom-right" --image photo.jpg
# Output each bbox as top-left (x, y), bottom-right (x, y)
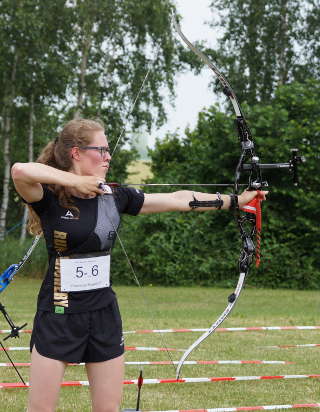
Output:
top-left (27, 185), bottom-right (144, 313)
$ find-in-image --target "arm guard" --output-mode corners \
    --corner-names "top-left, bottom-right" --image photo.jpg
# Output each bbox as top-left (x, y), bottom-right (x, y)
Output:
top-left (189, 192), bottom-right (223, 210)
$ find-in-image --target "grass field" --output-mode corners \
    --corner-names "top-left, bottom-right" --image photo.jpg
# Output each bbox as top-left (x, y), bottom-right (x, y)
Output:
top-left (0, 279), bottom-right (319, 411)
top-left (126, 160), bottom-right (153, 184)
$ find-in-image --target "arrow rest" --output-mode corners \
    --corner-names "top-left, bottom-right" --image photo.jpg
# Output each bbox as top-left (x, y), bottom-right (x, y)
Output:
top-left (249, 181), bottom-right (269, 190)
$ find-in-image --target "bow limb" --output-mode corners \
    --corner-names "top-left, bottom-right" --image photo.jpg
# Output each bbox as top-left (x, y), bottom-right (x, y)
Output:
top-left (173, 19), bottom-right (263, 192)
top-left (174, 199), bottom-right (258, 378)
top-left (175, 271), bottom-right (246, 379)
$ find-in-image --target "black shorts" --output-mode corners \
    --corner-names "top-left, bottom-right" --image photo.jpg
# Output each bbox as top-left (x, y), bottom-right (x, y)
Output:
top-left (30, 300), bottom-right (124, 363)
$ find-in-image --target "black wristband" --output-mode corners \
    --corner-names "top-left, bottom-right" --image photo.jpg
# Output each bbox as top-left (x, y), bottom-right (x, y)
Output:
top-left (229, 194), bottom-right (238, 210)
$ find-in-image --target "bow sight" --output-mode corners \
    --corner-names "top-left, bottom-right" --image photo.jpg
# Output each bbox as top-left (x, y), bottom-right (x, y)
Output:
top-left (243, 148), bottom-right (305, 189)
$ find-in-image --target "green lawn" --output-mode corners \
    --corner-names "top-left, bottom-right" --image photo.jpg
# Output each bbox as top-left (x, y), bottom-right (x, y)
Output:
top-left (126, 160), bottom-right (153, 184)
top-left (0, 279), bottom-right (319, 411)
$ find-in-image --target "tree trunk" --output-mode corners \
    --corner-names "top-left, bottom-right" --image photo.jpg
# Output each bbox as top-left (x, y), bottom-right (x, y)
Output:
top-left (0, 114), bottom-right (11, 240)
top-left (20, 93), bottom-right (35, 242)
top-left (74, 34), bottom-right (92, 119)
top-left (277, 0), bottom-right (289, 86)
top-left (0, 52), bottom-right (18, 241)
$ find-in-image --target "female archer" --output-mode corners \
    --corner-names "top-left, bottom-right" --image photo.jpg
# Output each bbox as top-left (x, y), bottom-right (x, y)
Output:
top-left (11, 118), bottom-right (267, 412)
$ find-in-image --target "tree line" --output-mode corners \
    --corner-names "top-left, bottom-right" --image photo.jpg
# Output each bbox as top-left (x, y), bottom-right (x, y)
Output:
top-left (0, 0), bottom-right (179, 239)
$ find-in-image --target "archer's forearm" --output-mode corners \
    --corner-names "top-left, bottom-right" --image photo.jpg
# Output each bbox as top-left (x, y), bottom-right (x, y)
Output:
top-left (141, 190), bottom-right (232, 214)
top-left (11, 162), bottom-right (79, 187)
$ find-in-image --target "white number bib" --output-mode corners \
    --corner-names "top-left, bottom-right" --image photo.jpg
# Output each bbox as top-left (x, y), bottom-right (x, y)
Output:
top-left (60, 254), bottom-right (110, 292)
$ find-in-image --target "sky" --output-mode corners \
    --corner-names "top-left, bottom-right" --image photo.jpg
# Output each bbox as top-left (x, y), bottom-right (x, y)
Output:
top-left (154, 0), bottom-right (219, 142)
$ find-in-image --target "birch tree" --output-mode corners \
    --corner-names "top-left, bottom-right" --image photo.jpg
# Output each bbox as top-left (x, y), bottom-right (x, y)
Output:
top-left (1, 0), bottom-right (182, 236)
top-left (209, 0), bottom-right (305, 104)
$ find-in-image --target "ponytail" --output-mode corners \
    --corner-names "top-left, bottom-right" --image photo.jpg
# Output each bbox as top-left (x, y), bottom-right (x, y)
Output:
top-left (26, 118), bottom-right (105, 235)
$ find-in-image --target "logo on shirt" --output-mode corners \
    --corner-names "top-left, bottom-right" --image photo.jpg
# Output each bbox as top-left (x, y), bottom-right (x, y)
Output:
top-left (107, 231), bottom-right (116, 240)
top-left (61, 210), bottom-right (78, 220)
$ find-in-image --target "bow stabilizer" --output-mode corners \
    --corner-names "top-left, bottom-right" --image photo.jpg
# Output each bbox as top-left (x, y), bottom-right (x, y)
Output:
top-left (0, 264), bottom-right (19, 294)
top-left (0, 235), bottom-right (41, 385)
top-left (0, 235), bottom-right (41, 339)
top-left (0, 235), bottom-right (41, 295)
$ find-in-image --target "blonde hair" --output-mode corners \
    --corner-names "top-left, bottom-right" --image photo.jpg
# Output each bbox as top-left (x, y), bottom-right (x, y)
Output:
top-left (27, 118), bottom-right (105, 235)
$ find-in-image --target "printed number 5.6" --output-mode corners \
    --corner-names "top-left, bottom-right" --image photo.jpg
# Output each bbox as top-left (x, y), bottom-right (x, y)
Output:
top-left (76, 265), bottom-right (99, 278)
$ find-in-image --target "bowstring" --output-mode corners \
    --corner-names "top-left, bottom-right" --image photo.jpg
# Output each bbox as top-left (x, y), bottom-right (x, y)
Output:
top-left (111, 42), bottom-right (161, 158)
top-left (111, 68), bottom-right (150, 157)
top-left (107, 41), bottom-right (177, 376)
top-left (104, 208), bottom-right (176, 376)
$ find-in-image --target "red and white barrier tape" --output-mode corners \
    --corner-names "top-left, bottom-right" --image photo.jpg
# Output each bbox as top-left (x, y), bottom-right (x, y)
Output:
top-left (0, 360), bottom-right (293, 368)
top-left (0, 346), bottom-right (184, 352)
top-left (123, 326), bottom-right (320, 334)
top-left (140, 404), bottom-right (320, 412)
top-left (0, 329), bottom-right (32, 334)
top-left (1, 325), bottom-right (319, 335)
top-left (2, 374), bottom-right (320, 388)
top-left (267, 343), bottom-right (320, 349)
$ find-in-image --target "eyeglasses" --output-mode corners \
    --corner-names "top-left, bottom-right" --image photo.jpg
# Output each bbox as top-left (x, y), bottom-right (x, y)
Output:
top-left (80, 146), bottom-right (111, 157)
